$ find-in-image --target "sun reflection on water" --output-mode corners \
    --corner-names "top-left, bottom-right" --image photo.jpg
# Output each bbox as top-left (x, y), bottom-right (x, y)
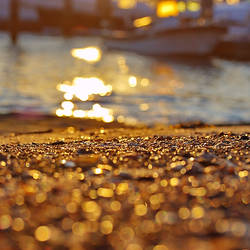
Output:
top-left (71, 47), bottom-right (102, 63)
top-left (57, 77), bottom-right (112, 102)
top-left (56, 45), bottom-right (114, 123)
top-left (56, 77), bottom-right (114, 122)
top-left (56, 43), bottom-right (183, 124)
top-left (56, 103), bottom-right (114, 123)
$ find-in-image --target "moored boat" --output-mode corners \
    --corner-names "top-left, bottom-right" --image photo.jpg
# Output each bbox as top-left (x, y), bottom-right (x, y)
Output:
top-left (105, 24), bottom-right (226, 57)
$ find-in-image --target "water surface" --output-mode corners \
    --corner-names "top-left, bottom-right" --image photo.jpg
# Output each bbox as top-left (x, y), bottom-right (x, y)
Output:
top-left (0, 32), bottom-right (249, 125)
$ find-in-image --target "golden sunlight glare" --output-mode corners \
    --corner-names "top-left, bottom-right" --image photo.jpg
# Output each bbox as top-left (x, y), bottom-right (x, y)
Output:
top-left (71, 47), bottom-right (102, 63)
top-left (133, 16), bottom-right (152, 28)
top-left (128, 76), bottom-right (137, 87)
top-left (57, 77), bottom-right (112, 102)
top-left (117, 0), bottom-right (137, 9)
top-left (157, 0), bottom-right (179, 18)
top-left (56, 76), bottom-right (114, 123)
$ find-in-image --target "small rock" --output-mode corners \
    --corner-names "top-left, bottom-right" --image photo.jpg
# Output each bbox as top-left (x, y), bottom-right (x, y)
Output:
top-left (77, 149), bottom-right (94, 155)
top-left (51, 141), bottom-right (65, 145)
top-left (240, 135), bottom-right (249, 140)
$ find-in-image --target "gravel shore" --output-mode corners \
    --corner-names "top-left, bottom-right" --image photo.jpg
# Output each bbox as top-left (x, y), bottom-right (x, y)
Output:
top-left (0, 116), bottom-right (249, 250)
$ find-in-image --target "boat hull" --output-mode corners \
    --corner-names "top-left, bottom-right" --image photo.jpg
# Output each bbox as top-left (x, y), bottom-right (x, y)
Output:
top-left (214, 39), bottom-right (250, 61)
top-left (105, 26), bottom-right (226, 56)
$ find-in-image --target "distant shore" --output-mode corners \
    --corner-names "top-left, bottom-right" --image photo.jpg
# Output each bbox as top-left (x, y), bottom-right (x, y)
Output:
top-left (0, 115), bottom-right (249, 250)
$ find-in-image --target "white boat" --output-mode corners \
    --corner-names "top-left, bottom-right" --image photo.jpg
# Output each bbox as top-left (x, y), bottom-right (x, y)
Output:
top-left (213, 2), bottom-right (250, 60)
top-left (105, 24), bottom-right (226, 57)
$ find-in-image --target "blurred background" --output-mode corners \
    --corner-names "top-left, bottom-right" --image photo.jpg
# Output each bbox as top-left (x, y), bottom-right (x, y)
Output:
top-left (0, 0), bottom-right (249, 125)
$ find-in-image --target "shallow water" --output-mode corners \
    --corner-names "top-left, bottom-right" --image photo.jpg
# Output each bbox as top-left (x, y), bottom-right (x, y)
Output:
top-left (0, 32), bottom-right (249, 125)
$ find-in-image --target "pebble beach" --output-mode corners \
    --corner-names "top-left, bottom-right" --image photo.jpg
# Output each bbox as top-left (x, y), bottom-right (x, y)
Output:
top-left (0, 116), bottom-right (249, 250)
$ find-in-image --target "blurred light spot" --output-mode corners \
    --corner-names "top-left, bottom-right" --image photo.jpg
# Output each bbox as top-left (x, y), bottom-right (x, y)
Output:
top-left (56, 109), bottom-right (64, 117)
top-left (160, 179), bottom-right (168, 187)
top-left (170, 177), bottom-right (179, 186)
top-left (189, 187), bottom-right (207, 197)
top-left (97, 188), bottom-right (114, 198)
top-left (139, 103), bottom-right (149, 111)
top-left (157, 1), bottom-right (179, 18)
top-left (215, 219), bottom-right (229, 233)
top-left (134, 204), bottom-right (147, 216)
top-left (110, 201), bottom-right (121, 211)
top-left (116, 183), bottom-right (129, 195)
top-left (66, 202), bottom-right (78, 213)
top-left (35, 226), bottom-right (51, 242)
top-left (71, 46), bottom-right (102, 63)
top-left (93, 168), bottom-right (103, 175)
top-left (74, 77), bottom-right (112, 101)
top-left (64, 92), bottom-right (73, 100)
top-left (87, 104), bottom-right (114, 123)
top-left (82, 201), bottom-right (101, 221)
top-left (178, 1), bottom-right (186, 12)
top-left (0, 215), bottom-right (12, 230)
top-left (12, 218), bottom-right (24, 232)
top-left (231, 221), bottom-right (246, 236)
top-left (226, 0), bottom-right (240, 4)
top-left (29, 170), bottom-right (41, 180)
top-left (238, 170), bottom-right (248, 178)
top-left (153, 245), bottom-right (168, 250)
top-left (178, 207), bottom-right (190, 220)
top-left (126, 243), bottom-right (142, 250)
top-left (82, 201), bottom-right (99, 214)
top-left (73, 110), bottom-right (87, 118)
top-left (118, 0), bottom-right (136, 9)
top-left (128, 76), bottom-right (137, 87)
top-left (72, 222), bottom-right (86, 236)
top-left (150, 193), bottom-right (165, 205)
top-left (89, 189), bottom-right (97, 199)
top-left (191, 206), bottom-right (204, 219)
top-left (187, 1), bottom-right (200, 12)
top-left (100, 220), bottom-right (113, 235)
top-left (155, 210), bottom-right (177, 225)
top-left (120, 226), bottom-right (135, 241)
top-left (141, 78), bottom-right (150, 87)
top-left (117, 115), bottom-right (125, 123)
top-left (134, 16), bottom-right (152, 28)
top-left (36, 192), bottom-right (47, 203)
top-left (57, 77), bottom-right (112, 102)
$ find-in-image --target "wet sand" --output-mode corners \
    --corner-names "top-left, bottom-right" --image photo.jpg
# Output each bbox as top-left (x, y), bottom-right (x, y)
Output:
top-left (0, 115), bottom-right (249, 250)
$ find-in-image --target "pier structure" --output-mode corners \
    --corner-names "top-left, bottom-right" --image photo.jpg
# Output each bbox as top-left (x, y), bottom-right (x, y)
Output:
top-left (96, 0), bottom-right (113, 28)
top-left (9, 0), bottom-right (19, 44)
top-left (201, 0), bottom-right (214, 20)
top-left (63, 0), bottom-right (73, 36)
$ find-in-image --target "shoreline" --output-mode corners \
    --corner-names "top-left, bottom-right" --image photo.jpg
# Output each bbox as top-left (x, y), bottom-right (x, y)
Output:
top-left (0, 116), bottom-right (249, 249)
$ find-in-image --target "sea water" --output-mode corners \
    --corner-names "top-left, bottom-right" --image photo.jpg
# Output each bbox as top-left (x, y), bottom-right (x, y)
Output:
top-left (0, 33), bottom-right (249, 125)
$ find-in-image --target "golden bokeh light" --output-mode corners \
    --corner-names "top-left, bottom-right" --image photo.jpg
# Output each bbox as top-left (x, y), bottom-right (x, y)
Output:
top-left (157, 1), bottom-right (179, 18)
top-left (128, 76), bottom-right (137, 87)
top-left (177, 1), bottom-right (186, 12)
top-left (12, 218), bottom-right (25, 232)
top-left (97, 188), bottom-right (114, 198)
top-left (100, 220), bottom-right (113, 235)
top-left (134, 204), bottom-right (148, 216)
top-left (110, 201), bottom-right (121, 211)
top-left (57, 77), bottom-right (112, 102)
top-left (0, 215), bottom-right (12, 230)
top-left (71, 46), bottom-right (102, 63)
top-left (191, 206), bottom-right (205, 219)
top-left (118, 0), bottom-right (137, 9)
top-left (153, 245), bottom-right (169, 250)
top-left (133, 16), bottom-right (152, 28)
top-left (187, 1), bottom-right (200, 12)
top-left (56, 76), bottom-right (114, 122)
top-left (35, 226), bottom-right (51, 242)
